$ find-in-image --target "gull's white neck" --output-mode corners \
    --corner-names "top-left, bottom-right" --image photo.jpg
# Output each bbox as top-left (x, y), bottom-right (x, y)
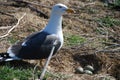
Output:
top-left (43, 13), bottom-right (63, 35)
top-left (43, 12), bottom-right (64, 47)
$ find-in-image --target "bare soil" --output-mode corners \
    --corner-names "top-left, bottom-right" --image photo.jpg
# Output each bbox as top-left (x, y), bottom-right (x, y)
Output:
top-left (0, 0), bottom-right (120, 80)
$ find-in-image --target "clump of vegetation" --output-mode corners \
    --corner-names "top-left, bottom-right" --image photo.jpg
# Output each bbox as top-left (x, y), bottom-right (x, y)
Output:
top-left (65, 34), bottom-right (86, 46)
top-left (0, 65), bottom-right (33, 80)
top-left (97, 16), bottom-right (120, 27)
top-left (0, 63), bottom-right (72, 80)
top-left (0, 64), bottom-right (50, 80)
top-left (114, 0), bottom-right (120, 7)
top-left (8, 37), bottom-right (18, 44)
top-left (104, 0), bottom-right (120, 10)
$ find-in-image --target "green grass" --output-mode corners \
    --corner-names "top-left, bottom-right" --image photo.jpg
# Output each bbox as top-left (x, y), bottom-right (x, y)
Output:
top-left (65, 34), bottom-right (86, 46)
top-left (0, 61), bottom-right (43, 80)
top-left (0, 62), bottom-right (72, 80)
top-left (0, 64), bottom-right (53, 80)
top-left (108, 0), bottom-right (120, 7)
top-left (0, 65), bottom-right (33, 80)
top-left (8, 37), bottom-right (18, 44)
top-left (95, 27), bottom-right (106, 35)
top-left (114, 0), bottom-right (120, 6)
top-left (97, 16), bottom-right (120, 27)
top-left (95, 16), bottom-right (120, 34)
top-left (104, 0), bottom-right (120, 8)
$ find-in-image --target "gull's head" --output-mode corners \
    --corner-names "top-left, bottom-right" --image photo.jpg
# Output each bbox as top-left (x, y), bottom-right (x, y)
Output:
top-left (51, 3), bottom-right (74, 15)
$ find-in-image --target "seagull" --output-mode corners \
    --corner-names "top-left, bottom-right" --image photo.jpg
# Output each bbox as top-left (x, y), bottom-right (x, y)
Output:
top-left (0, 3), bottom-right (74, 61)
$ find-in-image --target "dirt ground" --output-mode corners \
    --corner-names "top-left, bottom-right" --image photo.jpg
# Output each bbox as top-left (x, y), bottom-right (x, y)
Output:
top-left (0, 0), bottom-right (120, 80)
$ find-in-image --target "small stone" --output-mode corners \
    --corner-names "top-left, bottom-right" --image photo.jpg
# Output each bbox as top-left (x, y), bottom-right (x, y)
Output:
top-left (76, 66), bottom-right (84, 73)
top-left (84, 65), bottom-right (94, 72)
top-left (84, 70), bottom-right (93, 75)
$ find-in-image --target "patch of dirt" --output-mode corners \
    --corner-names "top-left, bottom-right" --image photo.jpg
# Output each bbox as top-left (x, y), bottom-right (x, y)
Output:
top-left (0, 0), bottom-right (120, 80)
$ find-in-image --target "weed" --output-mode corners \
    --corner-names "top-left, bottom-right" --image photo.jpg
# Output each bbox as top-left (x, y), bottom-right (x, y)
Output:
top-left (65, 34), bottom-right (86, 46)
top-left (97, 16), bottom-right (120, 27)
top-left (108, 0), bottom-right (120, 7)
top-left (114, 0), bottom-right (120, 6)
top-left (95, 27), bottom-right (107, 35)
top-left (0, 63), bottom-right (71, 80)
top-left (8, 37), bottom-right (18, 44)
top-left (0, 65), bottom-right (32, 80)
top-left (27, 28), bottom-right (36, 32)
top-left (104, 0), bottom-right (120, 8)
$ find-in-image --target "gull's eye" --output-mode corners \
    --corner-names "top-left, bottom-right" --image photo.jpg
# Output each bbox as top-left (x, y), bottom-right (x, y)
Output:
top-left (58, 6), bottom-right (62, 8)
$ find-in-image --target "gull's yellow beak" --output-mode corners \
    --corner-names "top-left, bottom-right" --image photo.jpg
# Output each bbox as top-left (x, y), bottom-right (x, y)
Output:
top-left (66, 8), bottom-right (74, 13)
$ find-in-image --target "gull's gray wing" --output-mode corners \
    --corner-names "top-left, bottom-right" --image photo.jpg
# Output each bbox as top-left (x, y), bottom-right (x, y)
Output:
top-left (7, 31), bottom-right (61, 59)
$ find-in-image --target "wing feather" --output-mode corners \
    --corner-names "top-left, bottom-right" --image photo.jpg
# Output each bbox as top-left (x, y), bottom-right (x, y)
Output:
top-left (7, 31), bottom-right (42, 57)
top-left (7, 31), bottom-right (61, 59)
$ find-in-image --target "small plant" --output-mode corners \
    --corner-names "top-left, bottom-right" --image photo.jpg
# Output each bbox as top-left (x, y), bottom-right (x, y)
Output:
top-left (95, 28), bottom-right (106, 35)
top-left (104, 0), bottom-right (120, 8)
top-left (65, 34), bottom-right (86, 46)
top-left (8, 37), bottom-right (18, 44)
top-left (97, 16), bottom-right (120, 27)
top-left (114, 0), bottom-right (120, 6)
top-left (0, 65), bottom-right (32, 80)
top-left (0, 63), bottom-right (72, 80)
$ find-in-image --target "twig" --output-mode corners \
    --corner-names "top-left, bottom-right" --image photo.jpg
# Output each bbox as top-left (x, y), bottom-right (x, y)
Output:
top-left (71, 2), bottom-right (95, 10)
top-left (95, 49), bottom-right (120, 54)
top-left (94, 43), bottom-right (120, 60)
top-left (107, 64), bottom-right (113, 71)
top-left (28, 5), bottom-right (48, 19)
top-left (39, 40), bottom-right (57, 80)
top-left (11, 0), bottom-right (51, 9)
top-left (0, 2), bottom-right (13, 6)
top-left (0, 13), bottom-right (26, 38)
top-left (46, 70), bottom-right (73, 79)
top-left (33, 63), bottom-right (39, 80)
top-left (0, 11), bottom-right (14, 17)
top-left (102, 42), bottom-right (120, 48)
top-left (0, 26), bottom-right (11, 29)
top-left (10, 0), bottom-right (49, 18)
top-left (0, 0), bottom-right (51, 9)
top-left (84, 2), bottom-right (95, 7)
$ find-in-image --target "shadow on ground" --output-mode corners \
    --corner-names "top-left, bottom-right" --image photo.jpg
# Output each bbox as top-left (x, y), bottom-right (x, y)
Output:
top-left (0, 60), bottom-right (38, 69)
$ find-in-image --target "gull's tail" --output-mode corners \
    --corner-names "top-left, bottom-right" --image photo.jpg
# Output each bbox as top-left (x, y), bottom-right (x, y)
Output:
top-left (0, 52), bottom-right (20, 62)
